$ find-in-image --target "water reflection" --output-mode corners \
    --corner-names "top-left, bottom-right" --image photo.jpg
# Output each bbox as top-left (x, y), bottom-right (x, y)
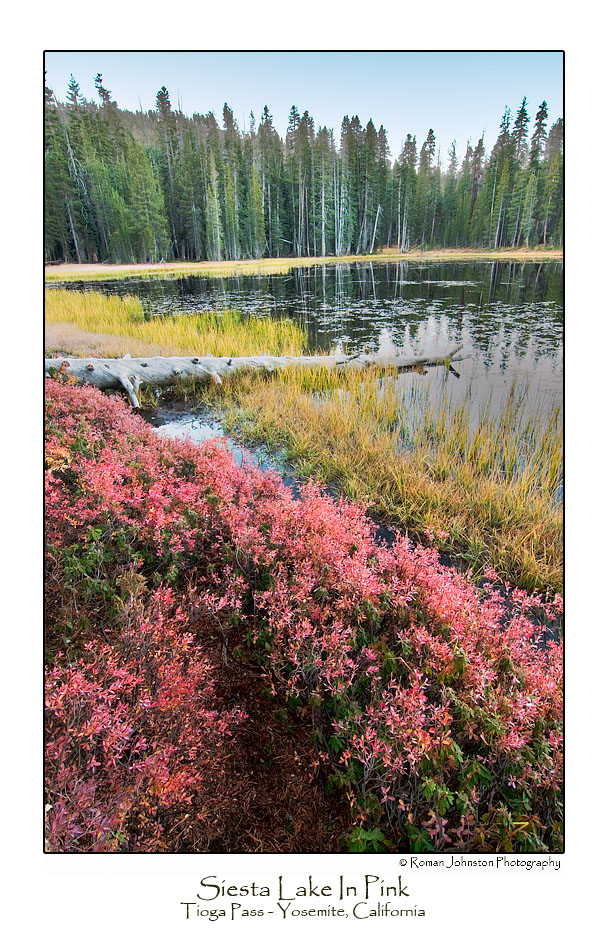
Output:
top-left (143, 407), bottom-right (304, 495)
top-left (52, 260), bottom-right (563, 404)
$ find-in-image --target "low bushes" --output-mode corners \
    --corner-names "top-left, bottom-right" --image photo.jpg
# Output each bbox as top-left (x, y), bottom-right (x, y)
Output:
top-left (45, 379), bottom-right (563, 852)
top-left (45, 589), bottom-right (246, 852)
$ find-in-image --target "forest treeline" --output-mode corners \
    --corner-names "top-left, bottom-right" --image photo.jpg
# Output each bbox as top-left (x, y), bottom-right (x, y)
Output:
top-left (45, 74), bottom-right (563, 264)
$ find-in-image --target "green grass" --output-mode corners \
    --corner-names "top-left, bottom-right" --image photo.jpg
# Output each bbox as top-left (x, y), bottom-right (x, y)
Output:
top-left (45, 288), bottom-right (306, 357)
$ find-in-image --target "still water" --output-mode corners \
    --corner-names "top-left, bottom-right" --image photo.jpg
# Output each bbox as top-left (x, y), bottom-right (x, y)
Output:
top-left (56, 259), bottom-right (563, 410)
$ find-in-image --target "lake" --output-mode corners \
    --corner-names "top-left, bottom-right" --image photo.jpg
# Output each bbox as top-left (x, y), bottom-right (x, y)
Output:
top-left (53, 259), bottom-right (563, 415)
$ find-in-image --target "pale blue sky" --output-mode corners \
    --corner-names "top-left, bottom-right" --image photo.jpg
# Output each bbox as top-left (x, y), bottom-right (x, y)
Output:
top-left (45, 51), bottom-right (563, 163)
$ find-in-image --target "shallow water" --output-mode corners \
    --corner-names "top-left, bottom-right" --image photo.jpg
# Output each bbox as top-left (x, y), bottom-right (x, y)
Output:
top-left (141, 405), bottom-right (303, 495)
top-left (51, 259), bottom-right (563, 408)
top-left (51, 258), bottom-right (563, 455)
top-left (140, 403), bottom-right (398, 546)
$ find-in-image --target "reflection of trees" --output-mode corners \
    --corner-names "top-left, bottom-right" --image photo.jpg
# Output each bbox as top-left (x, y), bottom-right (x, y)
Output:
top-left (89, 261), bottom-right (562, 366)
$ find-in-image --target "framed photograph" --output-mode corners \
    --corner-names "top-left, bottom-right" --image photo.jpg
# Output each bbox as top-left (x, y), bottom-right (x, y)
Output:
top-left (10, 34), bottom-right (597, 948)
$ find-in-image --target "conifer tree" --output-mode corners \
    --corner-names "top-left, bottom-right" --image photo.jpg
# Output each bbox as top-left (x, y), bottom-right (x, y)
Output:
top-left (155, 86), bottom-right (181, 255)
top-left (512, 97), bottom-right (530, 166)
top-left (392, 134), bottom-right (416, 250)
top-left (45, 79), bottom-right (562, 262)
top-left (539, 120), bottom-right (563, 245)
top-left (376, 125), bottom-right (391, 249)
top-left (415, 129), bottom-right (436, 244)
top-left (257, 106), bottom-right (284, 256)
top-left (204, 147), bottom-right (223, 261)
top-left (249, 160), bottom-right (266, 258)
top-left (45, 80), bottom-right (83, 261)
top-left (357, 119), bottom-right (379, 253)
top-left (441, 141), bottom-right (459, 245)
top-left (313, 126), bottom-right (335, 256)
top-left (454, 142), bottom-right (473, 245)
top-left (529, 100), bottom-right (549, 171)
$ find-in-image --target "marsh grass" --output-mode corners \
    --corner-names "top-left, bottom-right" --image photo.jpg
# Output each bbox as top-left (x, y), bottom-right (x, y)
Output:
top-left (45, 288), bottom-right (306, 357)
top-left (45, 286), bottom-right (561, 591)
top-left (44, 248), bottom-right (563, 283)
top-left (195, 364), bottom-right (563, 592)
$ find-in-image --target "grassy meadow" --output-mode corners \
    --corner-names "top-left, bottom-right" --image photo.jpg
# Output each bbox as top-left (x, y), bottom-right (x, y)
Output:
top-left (44, 247), bottom-right (563, 283)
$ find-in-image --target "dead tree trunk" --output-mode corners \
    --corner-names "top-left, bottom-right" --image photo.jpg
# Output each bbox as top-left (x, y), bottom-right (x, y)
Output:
top-left (45, 346), bottom-right (468, 409)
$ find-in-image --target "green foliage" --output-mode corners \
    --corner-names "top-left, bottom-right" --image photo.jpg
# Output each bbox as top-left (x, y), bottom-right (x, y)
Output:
top-left (346, 826), bottom-right (392, 853)
top-left (45, 76), bottom-right (563, 264)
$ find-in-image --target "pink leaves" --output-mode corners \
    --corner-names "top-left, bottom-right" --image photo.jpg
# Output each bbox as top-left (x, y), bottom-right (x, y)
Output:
top-left (45, 380), bottom-right (563, 852)
top-left (45, 587), bottom-right (246, 852)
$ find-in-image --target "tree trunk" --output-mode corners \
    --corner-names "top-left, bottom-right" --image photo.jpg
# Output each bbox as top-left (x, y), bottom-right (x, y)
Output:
top-left (370, 204), bottom-right (381, 253)
top-left (46, 346), bottom-right (468, 409)
top-left (321, 174), bottom-right (326, 258)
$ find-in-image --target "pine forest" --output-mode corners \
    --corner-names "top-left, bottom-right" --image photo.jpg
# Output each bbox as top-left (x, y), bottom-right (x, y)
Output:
top-left (45, 74), bottom-right (563, 264)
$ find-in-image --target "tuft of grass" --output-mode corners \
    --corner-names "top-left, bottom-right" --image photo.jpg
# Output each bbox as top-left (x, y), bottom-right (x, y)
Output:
top-left (45, 288), bottom-right (306, 358)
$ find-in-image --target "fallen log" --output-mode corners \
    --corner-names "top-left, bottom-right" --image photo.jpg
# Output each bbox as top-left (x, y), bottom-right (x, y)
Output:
top-left (45, 346), bottom-right (468, 409)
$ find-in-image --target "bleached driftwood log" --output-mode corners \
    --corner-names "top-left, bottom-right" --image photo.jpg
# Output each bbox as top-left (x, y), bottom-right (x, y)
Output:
top-left (45, 346), bottom-right (467, 409)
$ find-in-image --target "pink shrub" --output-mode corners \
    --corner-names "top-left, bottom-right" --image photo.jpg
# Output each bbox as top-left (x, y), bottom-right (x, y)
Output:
top-left (45, 380), bottom-right (563, 852)
top-left (45, 588), bottom-right (246, 852)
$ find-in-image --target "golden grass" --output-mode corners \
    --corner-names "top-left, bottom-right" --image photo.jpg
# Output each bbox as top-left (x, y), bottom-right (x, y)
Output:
top-left (200, 366), bottom-right (563, 593)
top-left (45, 288), bottom-right (306, 357)
top-left (45, 247), bottom-right (563, 282)
top-left (44, 285), bottom-right (562, 591)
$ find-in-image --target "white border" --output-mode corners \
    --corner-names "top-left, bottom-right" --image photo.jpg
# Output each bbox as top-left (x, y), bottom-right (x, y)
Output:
top-left (6, 17), bottom-right (604, 948)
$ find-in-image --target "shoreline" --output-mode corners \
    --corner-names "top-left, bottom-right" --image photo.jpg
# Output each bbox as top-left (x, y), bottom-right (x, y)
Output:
top-left (44, 247), bottom-right (563, 283)
top-left (44, 288), bottom-right (562, 594)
